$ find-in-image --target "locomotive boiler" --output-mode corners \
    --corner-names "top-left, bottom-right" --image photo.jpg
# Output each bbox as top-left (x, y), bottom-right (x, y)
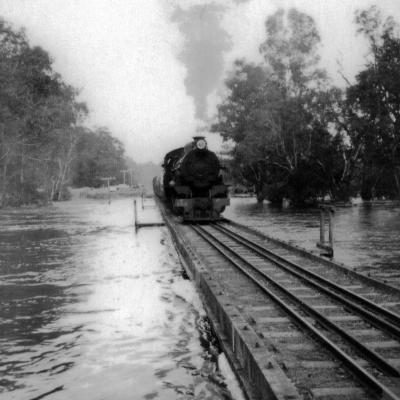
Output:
top-left (153, 136), bottom-right (229, 221)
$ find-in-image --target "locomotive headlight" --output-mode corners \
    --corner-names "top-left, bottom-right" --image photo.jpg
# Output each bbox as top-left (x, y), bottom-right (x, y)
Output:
top-left (196, 139), bottom-right (206, 150)
top-left (169, 180), bottom-right (176, 187)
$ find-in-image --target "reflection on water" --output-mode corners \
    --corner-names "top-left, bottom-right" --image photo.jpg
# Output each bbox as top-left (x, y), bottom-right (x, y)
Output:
top-left (4, 197), bottom-right (397, 399)
top-left (224, 198), bottom-right (400, 274)
top-left (0, 199), bottom-right (241, 400)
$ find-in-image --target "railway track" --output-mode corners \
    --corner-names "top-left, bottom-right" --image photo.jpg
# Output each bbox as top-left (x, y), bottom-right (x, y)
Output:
top-left (190, 220), bottom-right (400, 400)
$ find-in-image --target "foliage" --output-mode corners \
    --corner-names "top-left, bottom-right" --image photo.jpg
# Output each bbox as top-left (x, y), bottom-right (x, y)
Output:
top-left (344, 6), bottom-right (400, 199)
top-left (72, 128), bottom-right (126, 188)
top-left (212, 9), bottom-right (349, 205)
top-left (0, 17), bottom-right (126, 206)
top-left (213, 6), bottom-right (400, 205)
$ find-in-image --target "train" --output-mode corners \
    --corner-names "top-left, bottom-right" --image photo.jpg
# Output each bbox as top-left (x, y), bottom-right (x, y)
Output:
top-left (153, 136), bottom-right (229, 221)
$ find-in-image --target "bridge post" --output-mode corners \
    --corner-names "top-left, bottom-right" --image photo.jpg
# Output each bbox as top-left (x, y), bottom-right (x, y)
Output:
top-left (317, 205), bottom-right (334, 258)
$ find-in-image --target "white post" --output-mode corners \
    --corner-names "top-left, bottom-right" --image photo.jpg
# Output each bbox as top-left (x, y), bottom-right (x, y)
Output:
top-left (317, 205), bottom-right (334, 258)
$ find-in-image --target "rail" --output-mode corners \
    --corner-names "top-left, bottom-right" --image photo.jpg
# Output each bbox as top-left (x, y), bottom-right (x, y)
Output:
top-left (214, 222), bottom-right (400, 335)
top-left (190, 222), bottom-right (400, 399)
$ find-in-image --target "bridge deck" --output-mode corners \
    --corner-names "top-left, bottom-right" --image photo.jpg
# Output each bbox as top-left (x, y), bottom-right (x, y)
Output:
top-left (157, 200), bottom-right (400, 400)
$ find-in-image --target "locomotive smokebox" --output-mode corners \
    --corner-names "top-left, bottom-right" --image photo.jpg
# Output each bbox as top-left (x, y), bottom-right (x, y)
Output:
top-left (180, 147), bottom-right (221, 189)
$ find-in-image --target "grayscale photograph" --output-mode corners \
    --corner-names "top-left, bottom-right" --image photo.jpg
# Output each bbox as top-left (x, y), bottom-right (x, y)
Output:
top-left (0, 0), bottom-right (400, 399)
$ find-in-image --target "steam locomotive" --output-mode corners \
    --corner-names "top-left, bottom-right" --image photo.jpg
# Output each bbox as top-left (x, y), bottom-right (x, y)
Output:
top-left (153, 136), bottom-right (229, 221)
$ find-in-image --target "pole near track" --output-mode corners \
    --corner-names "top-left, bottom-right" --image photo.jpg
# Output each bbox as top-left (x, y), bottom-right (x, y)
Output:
top-left (317, 205), bottom-right (334, 257)
top-left (134, 199), bottom-right (138, 229)
top-left (100, 176), bottom-right (115, 204)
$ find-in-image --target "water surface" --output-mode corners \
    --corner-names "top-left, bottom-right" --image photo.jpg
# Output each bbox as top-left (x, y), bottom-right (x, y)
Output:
top-left (224, 197), bottom-right (400, 275)
top-left (0, 198), bottom-right (241, 400)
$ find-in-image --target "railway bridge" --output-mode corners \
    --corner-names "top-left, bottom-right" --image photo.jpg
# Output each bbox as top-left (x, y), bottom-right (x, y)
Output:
top-left (155, 199), bottom-right (400, 400)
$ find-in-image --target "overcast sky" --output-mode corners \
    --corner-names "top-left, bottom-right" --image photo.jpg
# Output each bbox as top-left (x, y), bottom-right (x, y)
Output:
top-left (0, 0), bottom-right (399, 162)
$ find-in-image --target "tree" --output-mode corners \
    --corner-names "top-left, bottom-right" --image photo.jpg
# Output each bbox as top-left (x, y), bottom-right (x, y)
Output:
top-left (212, 61), bottom-right (273, 201)
top-left (71, 128), bottom-right (126, 188)
top-left (32, 87), bottom-right (88, 200)
top-left (0, 17), bottom-right (126, 206)
top-left (213, 9), bottom-right (349, 205)
top-left (345, 7), bottom-right (400, 199)
top-left (0, 19), bottom-right (29, 205)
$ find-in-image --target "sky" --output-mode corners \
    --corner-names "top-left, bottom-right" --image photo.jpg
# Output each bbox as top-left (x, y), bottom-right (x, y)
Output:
top-left (0, 0), bottom-right (399, 163)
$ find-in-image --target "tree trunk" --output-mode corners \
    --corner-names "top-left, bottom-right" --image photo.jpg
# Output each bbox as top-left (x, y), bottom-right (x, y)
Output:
top-left (361, 169), bottom-right (374, 200)
top-left (57, 163), bottom-right (69, 201)
top-left (255, 182), bottom-right (264, 203)
top-left (0, 162), bottom-right (7, 207)
top-left (20, 147), bottom-right (24, 204)
top-left (50, 179), bottom-right (56, 202)
top-left (56, 137), bottom-right (77, 201)
top-left (331, 181), bottom-right (351, 203)
top-left (0, 125), bottom-right (8, 207)
top-left (53, 159), bottom-right (63, 201)
top-left (394, 168), bottom-right (400, 200)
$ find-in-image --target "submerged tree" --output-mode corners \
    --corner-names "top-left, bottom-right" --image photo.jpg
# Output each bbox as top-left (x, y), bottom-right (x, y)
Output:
top-left (345, 6), bottom-right (400, 199)
top-left (213, 9), bottom-right (349, 205)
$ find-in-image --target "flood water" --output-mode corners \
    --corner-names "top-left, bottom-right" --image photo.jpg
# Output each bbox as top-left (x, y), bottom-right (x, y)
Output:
top-left (0, 198), bottom-right (242, 400)
top-left (225, 197), bottom-right (400, 276)
top-left (1, 197), bottom-right (399, 400)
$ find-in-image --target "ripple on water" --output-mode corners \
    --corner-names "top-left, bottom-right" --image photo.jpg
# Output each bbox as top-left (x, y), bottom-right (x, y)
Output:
top-left (224, 197), bottom-right (400, 271)
top-left (0, 198), bottom-right (243, 400)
